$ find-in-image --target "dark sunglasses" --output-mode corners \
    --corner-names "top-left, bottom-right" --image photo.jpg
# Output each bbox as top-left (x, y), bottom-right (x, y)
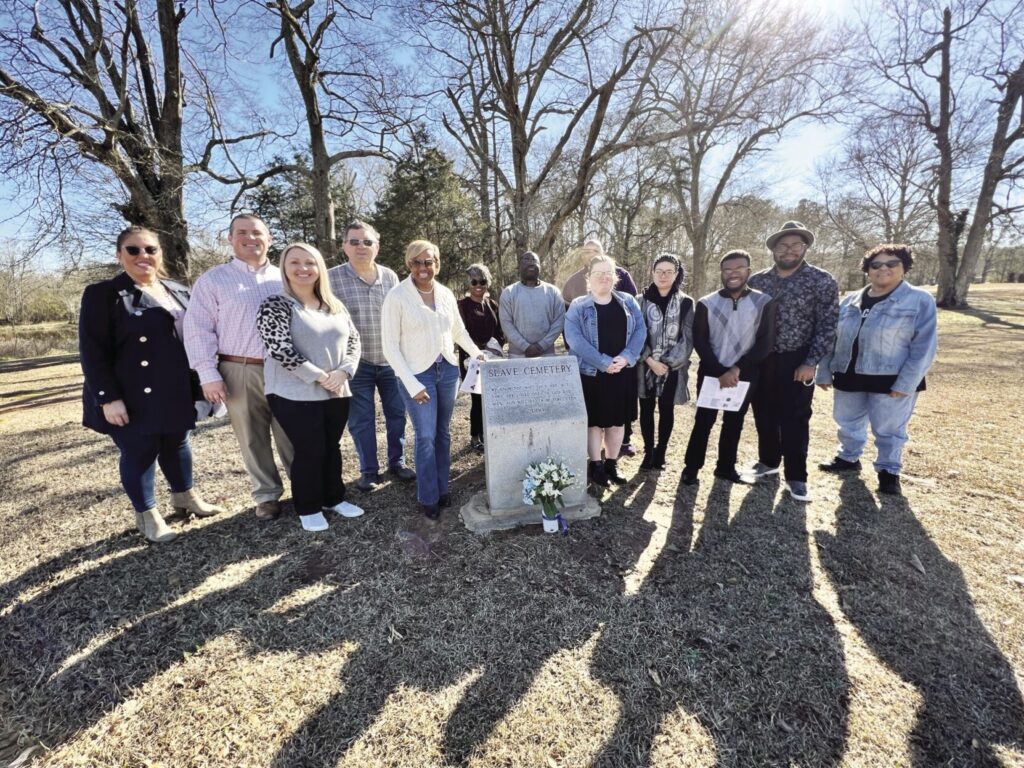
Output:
top-left (411, 258), bottom-right (436, 268)
top-left (869, 259), bottom-right (902, 270)
top-left (470, 278), bottom-right (488, 286)
top-left (346, 238), bottom-right (376, 247)
top-left (124, 245), bottom-right (159, 256)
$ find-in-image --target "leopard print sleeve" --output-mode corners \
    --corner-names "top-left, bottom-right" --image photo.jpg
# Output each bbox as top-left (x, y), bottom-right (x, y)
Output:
top-left (257, 295), bottom-right (307, 372)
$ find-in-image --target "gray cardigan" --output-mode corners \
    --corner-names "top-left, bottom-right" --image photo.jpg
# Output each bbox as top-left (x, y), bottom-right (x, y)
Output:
top-left (256, 294), bottom-right (361, 401)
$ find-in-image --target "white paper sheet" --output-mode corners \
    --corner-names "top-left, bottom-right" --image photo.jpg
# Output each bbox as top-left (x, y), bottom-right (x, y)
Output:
top-left (695, 376), bottom-right (750, 412)
top-left (460, 356), bottom-right (482, 395)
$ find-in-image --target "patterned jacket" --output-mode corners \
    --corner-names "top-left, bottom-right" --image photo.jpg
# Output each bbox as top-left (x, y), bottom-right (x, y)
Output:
top-left (748, 260), bottom-right (838, 366)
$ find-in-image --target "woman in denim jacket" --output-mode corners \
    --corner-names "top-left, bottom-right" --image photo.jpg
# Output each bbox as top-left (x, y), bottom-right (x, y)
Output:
top-left (564, 255), bottom-right (646, 488)
top-left (816, 244), bottom-right (937, 495)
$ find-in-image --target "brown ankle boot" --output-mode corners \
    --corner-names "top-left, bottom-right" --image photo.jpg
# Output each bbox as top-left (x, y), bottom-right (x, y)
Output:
top-left (140, 509), bottom-right (178, 543)
top-left (170, 489), bottom-right (225, 518)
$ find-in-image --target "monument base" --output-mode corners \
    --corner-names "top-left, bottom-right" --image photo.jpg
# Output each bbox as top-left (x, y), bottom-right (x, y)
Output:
top-left (459, 491), bottom-right (601, 533)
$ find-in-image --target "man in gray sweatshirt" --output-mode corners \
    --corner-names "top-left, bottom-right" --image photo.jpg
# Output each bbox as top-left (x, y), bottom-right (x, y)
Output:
top-left (681, 249), bottom-right (776, 486)
top-left (499, 251), bottom-right (566, 358)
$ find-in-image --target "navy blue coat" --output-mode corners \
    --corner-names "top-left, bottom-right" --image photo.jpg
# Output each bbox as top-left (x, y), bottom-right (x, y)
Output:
top-left (79, 271), bottom-right (197, 435)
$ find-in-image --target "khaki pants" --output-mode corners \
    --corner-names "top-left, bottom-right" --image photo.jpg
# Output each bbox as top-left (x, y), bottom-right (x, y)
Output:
top-left (220, 361), bottom-right (294, 503)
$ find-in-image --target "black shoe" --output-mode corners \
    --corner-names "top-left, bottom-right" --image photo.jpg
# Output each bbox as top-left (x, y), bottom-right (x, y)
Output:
top-left (389, 464), bottom-right (416, 481)
top-left (589, 460), bottom-right (609, 488)
top-left (470, 436), bottom-right (485, 453)
top-left (713, 467), bottom-right (754, 485)
top-left (819, 456), bottom-right (862, 473)
top-left (420, 503), bottom-right (440, 520)
top-left (605, 458), bottom-right (627, 484)
top-left (652, 445), bottom-right (667, 470)
top-left (619, 443), bottom-right (637, 457)
top-left (878, 471), bottom-right (902, 495)
top-left (680, 468), bottom-right (699, 486)
top-left (639, 449), bottom-right (656, 471)
top-left (438, 494), bottom-right (452, 508)
top-left (355, 472), bottom-right (381, 491)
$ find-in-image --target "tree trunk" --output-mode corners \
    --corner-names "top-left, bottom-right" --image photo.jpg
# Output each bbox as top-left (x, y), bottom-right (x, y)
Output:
top-left (933, 9), bottom-right (962, 308)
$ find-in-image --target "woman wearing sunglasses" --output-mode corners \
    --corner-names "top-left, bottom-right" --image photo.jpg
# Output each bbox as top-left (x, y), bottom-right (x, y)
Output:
top-left (815, 244), bottom-right (937, 495)
top-left (79, 226), bottom-right (224, 543)
top-left (382, 241), bottom-right (484, 519)
top-left (457, 263), bottom-right (505, 452)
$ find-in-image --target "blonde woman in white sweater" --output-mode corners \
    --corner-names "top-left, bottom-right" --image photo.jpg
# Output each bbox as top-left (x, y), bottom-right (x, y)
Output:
top-left (382, 240), bottom-right (484, 519)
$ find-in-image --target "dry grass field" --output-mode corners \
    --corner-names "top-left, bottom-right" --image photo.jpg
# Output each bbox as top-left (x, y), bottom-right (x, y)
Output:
top-left (1, 283), bottom-right (1022, 768)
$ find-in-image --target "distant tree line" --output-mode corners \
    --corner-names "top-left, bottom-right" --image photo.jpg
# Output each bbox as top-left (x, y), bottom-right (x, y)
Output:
top-left (1, 0), bottom-right (1021, 307)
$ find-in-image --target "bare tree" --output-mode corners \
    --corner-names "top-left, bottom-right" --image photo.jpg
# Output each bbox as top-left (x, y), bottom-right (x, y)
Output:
top-left (816, 115), bottom-right (936, 250)
top-left (655, 0), bottom-right (848, 296)
top-left (404, 0), bottom-right (699, 263)
top-left (862, 0), bottom-right (1024, 307)
top-left (222, 0), bottom-right (409, 261)
top-left (0, 0), bottom-right (265, 278)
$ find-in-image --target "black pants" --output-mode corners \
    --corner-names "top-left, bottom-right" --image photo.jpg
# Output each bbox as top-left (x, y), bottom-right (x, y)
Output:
top-left (683, 371), bottom-right (753, 473)
top-left (268, 395), bottom-right (349, 516)
top-left (469, 393), bottom-right (483, 439)
top-left (639, 369), bottom-right (679, 450)
top-left (751, 349), bottom-right (815, 482)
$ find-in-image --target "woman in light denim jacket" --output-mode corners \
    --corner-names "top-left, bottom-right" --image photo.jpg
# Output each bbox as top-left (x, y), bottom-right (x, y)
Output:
top-left (816, 244), bottom-right (937, 495)
top-left (564, 255), bottom-right (646, 488)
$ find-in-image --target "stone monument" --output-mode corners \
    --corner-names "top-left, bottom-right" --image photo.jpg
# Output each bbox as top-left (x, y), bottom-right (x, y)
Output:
top-left (460, 355), bottom-right (601, 532)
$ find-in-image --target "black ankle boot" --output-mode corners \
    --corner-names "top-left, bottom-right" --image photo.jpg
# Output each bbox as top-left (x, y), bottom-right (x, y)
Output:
top-left (589, 460), bottom-right (609, 488)
top-left (639, 447), bottom-right (656, 470)
top-left (652, 444), bottom-right (667, 470)
top-left (604, 458), bottom-right (627, 484)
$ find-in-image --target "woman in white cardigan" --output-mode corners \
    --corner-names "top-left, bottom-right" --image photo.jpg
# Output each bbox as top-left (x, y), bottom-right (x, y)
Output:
top-left (382, 240), bottom-right (483, 519)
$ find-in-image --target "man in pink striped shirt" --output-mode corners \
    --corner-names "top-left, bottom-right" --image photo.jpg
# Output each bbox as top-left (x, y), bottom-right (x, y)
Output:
top-left (184, 214), bottom-right (295, 519)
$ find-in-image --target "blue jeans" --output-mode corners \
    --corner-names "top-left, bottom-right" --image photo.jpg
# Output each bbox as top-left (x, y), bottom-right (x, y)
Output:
top-left (110, 430), bottom-right (193, 512)
top-left (399, 360), bottom-right (459, 505)
top-left (832, 390), bottom-right (919, 474)
top-left (348, 361), bottom-right (408, 474)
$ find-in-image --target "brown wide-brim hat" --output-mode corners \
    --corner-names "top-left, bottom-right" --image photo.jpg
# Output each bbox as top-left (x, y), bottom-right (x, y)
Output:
top-left (765, 220), bottom-right (815, 250)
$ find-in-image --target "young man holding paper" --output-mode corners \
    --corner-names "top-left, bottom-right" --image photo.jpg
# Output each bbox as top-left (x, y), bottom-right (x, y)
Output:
top-left (681, 250), bottom-right (776, 486)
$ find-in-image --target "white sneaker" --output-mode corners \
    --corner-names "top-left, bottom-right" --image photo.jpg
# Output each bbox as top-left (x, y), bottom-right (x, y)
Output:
top-left (786, 481), bottom-right (812, 502)
top-left (299, 512), bottom-right (329, 531)
top-left (324, 501), bottom-right (365, 518)
top-left (750, 461), bottom-right (781, 478)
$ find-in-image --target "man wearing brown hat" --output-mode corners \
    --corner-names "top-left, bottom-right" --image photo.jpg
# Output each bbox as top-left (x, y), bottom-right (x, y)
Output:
top-left (747, 221), bottom-right (838, 501)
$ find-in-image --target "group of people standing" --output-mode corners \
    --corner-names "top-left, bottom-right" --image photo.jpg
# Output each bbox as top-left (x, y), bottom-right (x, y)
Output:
top-left (79, 215), bottom-right (938, 543)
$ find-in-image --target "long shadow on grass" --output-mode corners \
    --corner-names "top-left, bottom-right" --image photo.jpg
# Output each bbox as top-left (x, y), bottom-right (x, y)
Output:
top-left (591, 473), bottom-right (849, 767)
top-left (0, 512), bottom-right (316, 751)
top-left (816, 476), bottom-right (1024, 766)
top-left (267, 467), bottom-right (663, 767)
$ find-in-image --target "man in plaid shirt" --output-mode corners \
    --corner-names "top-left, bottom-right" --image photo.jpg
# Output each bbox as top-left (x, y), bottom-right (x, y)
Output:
top-left (184, 214), bottom-right (295, 520)
top-left (328, 220), bottom-right (414, 491)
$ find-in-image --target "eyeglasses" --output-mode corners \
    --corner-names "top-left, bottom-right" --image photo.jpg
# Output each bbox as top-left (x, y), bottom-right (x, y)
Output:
top-left (869, 259), bottom-right (902, 270)
top-left (469, 278), bottom-right (488, 286)
top-left (346, 238), bottom-right (376, 247)
top-left (774, 243), bottom-right (806, 252)
top-left (124, 245), bottom-right (159, 256)
top-left (653, 268), bottom-right (677, 277)
top-left (721, 265), bottom-right (749, 274)
top-left (411, 258), bottom-right (436, 268)
top-left (589, 270), bottom-right (614, 279)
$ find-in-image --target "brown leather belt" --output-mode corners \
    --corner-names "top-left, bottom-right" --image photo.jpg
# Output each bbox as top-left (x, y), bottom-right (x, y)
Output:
top-left (218, 354), bottom-right (264, 365)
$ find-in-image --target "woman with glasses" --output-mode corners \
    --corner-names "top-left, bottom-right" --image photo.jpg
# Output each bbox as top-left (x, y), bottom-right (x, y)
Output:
top-left (457, 263), bottom-right (505, 452)
top-left (79, 226), bottom-right (224, 544)
top-left (564, 254), bottom-right (646, 488)
top-left (637, 254), bottom-right (694, 471)
top-left (382, 241), bottom-right (484, 519)
top-left (816, 244), bottom-right (937, 495)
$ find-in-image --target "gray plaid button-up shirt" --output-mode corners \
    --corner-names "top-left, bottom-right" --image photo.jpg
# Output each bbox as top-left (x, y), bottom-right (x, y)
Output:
top-left (327, 262), bottom-right (399, 366)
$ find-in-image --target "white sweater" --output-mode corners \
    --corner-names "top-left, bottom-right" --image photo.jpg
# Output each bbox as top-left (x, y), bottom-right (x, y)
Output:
top-left (382, 277), bottom-right (482, 395)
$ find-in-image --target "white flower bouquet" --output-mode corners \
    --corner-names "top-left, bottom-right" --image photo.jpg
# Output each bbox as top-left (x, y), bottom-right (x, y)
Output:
top-left (522, 458), bottom-right (577, 527)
